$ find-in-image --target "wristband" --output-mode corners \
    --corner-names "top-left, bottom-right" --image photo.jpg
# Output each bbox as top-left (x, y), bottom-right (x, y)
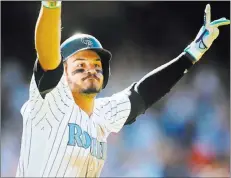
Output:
top-left (42, 1), bottom-right (61, 9)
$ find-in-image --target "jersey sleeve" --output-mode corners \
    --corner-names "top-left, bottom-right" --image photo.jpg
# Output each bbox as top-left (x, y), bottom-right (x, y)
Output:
top-left (96, 90), bottom-right (132, 134)
top-left (19, 73), bottom-right (48, 122)
top-left (33, 58), bottom-right (64, 98)
top-left (20, 59), bottom-right (71, 122)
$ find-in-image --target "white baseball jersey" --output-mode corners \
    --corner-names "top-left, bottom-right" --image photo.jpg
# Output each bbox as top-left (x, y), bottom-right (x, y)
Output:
top-left (16, 73), bottom-right (131, 177)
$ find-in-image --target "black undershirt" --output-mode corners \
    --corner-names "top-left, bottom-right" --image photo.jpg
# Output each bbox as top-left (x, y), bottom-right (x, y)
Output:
top-left (33, 52), bottom-right (194, 125)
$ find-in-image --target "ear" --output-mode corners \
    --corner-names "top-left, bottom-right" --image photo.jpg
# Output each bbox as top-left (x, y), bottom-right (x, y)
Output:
top-left (64, 62), bottom-right (71, 84)
top-left (63, 62), bottom-right (67, 73)
top-left (63, 62), bottom-right (69, 80)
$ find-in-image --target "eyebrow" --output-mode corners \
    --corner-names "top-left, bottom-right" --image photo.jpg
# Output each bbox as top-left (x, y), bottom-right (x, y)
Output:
top-left (73, 58), bottom-right (101, 62)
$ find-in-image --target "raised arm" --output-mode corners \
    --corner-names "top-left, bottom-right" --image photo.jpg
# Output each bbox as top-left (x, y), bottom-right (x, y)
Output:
top-left (35, 1), bottom-right (62, 70)
top-left (124, 4), bottom-right (230, 125)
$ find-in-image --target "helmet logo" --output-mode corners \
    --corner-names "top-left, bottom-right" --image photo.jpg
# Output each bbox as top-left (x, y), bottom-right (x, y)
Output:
top-left (81, 37), bottom-right (93, 47)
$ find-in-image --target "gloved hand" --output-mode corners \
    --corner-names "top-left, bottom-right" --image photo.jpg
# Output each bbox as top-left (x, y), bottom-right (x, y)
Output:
top-left (42, 0), bottom-right (62, 8)
top-left (184, 4), bottom-right (230, 63)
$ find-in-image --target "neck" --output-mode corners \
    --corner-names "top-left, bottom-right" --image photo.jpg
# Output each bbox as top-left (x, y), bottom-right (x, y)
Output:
top-left (72, 92), bottom-right (96, 117)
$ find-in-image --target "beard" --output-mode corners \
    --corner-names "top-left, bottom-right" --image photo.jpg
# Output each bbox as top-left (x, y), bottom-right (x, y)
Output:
top-left (67, 74), bottom-right (102, 95)
top-left (81, 87), bottom-right (100, 94)
top-left (79, 80), bottom-right (101, 94)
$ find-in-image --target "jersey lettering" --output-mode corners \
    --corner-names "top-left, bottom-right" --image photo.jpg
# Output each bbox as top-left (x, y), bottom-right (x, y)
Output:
top-left (67, 123), bottom-right (106, 160)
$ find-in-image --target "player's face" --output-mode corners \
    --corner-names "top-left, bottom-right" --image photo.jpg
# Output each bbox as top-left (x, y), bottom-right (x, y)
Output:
top-left (65, 50), bottom-right (104, 95)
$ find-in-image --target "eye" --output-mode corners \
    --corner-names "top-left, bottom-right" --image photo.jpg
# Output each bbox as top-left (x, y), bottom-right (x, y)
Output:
top-left (77, 63), bottom-right (84, 67)
top-left (94, 64), bottom-right (100, 68)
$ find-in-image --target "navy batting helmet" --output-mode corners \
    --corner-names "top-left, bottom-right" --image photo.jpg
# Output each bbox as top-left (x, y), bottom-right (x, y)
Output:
top-left (61, 34), bottom-right (112, 88)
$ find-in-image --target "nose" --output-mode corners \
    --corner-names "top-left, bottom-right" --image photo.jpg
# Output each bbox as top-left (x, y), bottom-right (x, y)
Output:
top-left (86, 66), bottom-right (97, 75)
top-left (87, 70), bottom-right (96, 75)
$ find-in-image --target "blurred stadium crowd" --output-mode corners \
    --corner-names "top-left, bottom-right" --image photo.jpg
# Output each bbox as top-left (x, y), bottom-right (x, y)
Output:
top-left (1, 1), bottom-right (230, 177)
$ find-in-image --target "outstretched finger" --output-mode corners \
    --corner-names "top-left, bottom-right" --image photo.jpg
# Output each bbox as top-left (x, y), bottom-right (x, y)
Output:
top-left (211, 18), bottom-right (230, 27)
top-left (204, 4), bottom-right (211, 28)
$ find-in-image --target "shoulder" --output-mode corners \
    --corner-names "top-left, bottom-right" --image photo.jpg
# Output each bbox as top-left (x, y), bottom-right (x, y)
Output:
top-left (94, 92), bottom-right (131, 114)
top-left (94, 97), bottom-right (111, 113)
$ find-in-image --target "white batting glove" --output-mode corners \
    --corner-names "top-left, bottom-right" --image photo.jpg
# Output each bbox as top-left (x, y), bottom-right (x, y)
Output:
top-left (184, 4), bottom-right (230, 63)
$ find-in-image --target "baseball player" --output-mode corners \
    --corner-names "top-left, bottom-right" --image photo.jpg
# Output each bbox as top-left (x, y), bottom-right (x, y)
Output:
top-left (16, 1), bottom-right (230, 177)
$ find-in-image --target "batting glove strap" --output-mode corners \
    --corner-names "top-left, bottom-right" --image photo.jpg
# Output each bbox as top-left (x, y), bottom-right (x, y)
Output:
top-left (184, 4), bottom-right (230, 63)
top-left (42, 1), bottom-right (62, 9)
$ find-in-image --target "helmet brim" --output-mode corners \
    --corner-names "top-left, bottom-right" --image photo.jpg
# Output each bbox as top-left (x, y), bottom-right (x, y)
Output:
top-left (62, 47), bottom-right (112, 62)
top-left (89, 48), bottom-right (112, 62)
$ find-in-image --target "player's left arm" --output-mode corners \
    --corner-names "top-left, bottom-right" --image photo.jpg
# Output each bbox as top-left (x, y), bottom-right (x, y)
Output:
top-left (124, 4), bottom-right (230, 125)
top-left (96, 4), bottom-right (229, 134)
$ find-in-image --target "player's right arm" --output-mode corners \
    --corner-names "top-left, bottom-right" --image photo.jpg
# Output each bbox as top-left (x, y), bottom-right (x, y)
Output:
top-left (33, 1), bottom-right (64, 99)
top-left (20, 1), bottom-right (64, 119)
top-left (35, 1), bottom-right (62, 70)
